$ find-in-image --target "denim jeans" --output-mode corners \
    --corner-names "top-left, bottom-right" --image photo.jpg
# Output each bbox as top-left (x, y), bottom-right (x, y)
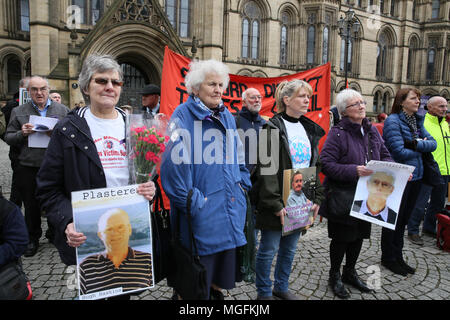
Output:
top-left (423, 175), bottom-right (449, 233)
top-left (407, 182), bottom-right (432, 235)
top-left (255, 229), bottom-right (301, 297)
top-left (407, 176), bottom-right (449, 235)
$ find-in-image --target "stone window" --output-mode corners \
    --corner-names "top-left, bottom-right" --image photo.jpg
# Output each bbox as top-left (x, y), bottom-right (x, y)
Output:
top-left (426, 49), bottom-right (436, 81)
top-left (6, 55), bottom-right (22, 94)
top-left (165, 0), bottom-right (191, 38)
top-left (280, 12), bottom-right (289, 65)
top-left (376, 29), bottom-right (394, 81)
top-left (241, 1), bottom-right (261, 60)
top-left (19, 0), bottom-right (30, 32)
top-left (71, 0), bottom-right (104, 25)
top-left (322, 26), bottom-right (330, 64)
top-left (431, 0), bottom-right (440, 19)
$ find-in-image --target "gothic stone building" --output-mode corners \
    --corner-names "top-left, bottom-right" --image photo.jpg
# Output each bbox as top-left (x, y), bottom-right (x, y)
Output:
top-left (0, 0), bottom-right (449, 116)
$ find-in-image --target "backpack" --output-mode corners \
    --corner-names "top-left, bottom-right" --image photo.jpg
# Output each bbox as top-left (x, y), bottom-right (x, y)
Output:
top-left (0, 194), bottom-right (33, 300)
top-left (436, 213), bottom-right (450, 252)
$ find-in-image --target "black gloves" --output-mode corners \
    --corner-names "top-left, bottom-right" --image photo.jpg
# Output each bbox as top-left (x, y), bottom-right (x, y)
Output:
top-left (404, 139), bottom-right (418, 151)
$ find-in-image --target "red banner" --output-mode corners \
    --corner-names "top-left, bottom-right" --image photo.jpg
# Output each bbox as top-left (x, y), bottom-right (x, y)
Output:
top-left (159, 46), bottom-right (331, 208)
top-left (160, 46), bottom-right (331, 146)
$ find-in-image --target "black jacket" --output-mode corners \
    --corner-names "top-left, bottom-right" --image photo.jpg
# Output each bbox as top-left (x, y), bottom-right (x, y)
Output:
top-left (36, 107), bottom-right (126, 265)
top-left (255, 112), bottom-right (325, 231)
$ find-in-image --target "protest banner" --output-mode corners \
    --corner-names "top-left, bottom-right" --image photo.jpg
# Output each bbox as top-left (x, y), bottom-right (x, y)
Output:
top-left (72, 185), bottom-right (154, 300)
top-left (160, 46), bottom-right (331, 149)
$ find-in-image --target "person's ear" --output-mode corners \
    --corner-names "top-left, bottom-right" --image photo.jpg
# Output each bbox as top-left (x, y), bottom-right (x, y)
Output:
top-left (97, 231), bottom-right (102, 240)
top-left (282, 96), bottom-right (290, 107)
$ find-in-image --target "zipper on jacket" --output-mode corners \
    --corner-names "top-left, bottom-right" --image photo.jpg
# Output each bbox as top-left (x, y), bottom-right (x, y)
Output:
top-left (438, 119), bottom-right (450, 175)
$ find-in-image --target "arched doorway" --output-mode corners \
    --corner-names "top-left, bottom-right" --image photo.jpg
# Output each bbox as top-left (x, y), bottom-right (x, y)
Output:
top-left (117, 54), bottom-right (160, 111)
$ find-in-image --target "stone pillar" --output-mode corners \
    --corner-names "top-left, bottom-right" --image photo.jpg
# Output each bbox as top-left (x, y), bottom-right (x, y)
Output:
top-left (29, 0), bottom-right (59, 76)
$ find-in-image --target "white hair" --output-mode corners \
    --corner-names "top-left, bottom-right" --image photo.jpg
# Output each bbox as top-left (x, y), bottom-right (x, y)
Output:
top-left (97, 208), bottom-right (130, 233)
top-left (335, 89), bottom-right (363, 116)
top-left (185, 59), bottom-right (230, 95)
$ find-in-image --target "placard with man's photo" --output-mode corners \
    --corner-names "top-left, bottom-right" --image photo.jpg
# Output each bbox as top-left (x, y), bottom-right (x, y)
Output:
top-left (72, 185), bottom-right (154, 300)
top-left (282, 167), bottom-right (317, 236)
top-left (350, 160), bottom-right (415, 230)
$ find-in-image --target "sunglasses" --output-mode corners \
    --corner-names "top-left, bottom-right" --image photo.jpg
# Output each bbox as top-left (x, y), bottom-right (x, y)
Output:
top-left (93, 77), bottom-right (124, 87)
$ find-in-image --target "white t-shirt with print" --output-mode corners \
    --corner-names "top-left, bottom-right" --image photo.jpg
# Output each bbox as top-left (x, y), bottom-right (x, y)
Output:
top-left (282, 119), bottom-right (312, 169)
top-left (84, 108), bottom-right (129, 187)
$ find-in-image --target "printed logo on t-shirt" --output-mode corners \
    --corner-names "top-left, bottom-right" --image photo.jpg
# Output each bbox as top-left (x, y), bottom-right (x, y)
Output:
top-left (289, 135), bottom-right (311, 169)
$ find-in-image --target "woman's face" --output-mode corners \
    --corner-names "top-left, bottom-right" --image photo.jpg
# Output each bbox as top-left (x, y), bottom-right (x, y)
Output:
top-left (344, 96), bottom-right (366, 123)
top-left (284, 87), bottom-right (310, 117)
top-left (402, 90), bottom-right (420, 115)
top-left (85, 70), bottom-right (122, 111)
top-left (194, 73), bottom-right (224, 109)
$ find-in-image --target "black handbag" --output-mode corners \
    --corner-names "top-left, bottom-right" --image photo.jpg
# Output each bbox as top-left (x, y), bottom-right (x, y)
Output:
top-left (327, 180), bottom-right (357, 218)
top-left (167, 190), bottom-right (208, 300)
top-left (0, 259), bottom-right (32, 300)
top-left (422, 152), bottom-right (442, 187)
top-left (151, 176), bottom-right (172, 284)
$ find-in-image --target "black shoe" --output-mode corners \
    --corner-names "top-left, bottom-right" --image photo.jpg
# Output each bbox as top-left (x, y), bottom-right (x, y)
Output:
top-left (329, 270), bottom-right (350, 299)
top-left (45, 229), bottom-right (55, 244)
top-left (24, 241), bottom-right (39, 257)
top-left (381, 260), bottom-right (408, 276)
top-left (342, 267), bottom-right (374, 293)
top-left (397, 259), bottom-right (416, 274)
top-left (210, 288), bottom-right (224, 300)
top-left (422, 229), bottom-right (437, 237)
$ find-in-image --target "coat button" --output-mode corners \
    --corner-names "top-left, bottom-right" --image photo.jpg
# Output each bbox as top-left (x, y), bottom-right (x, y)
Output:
top-left (84, 146), bottom-right (88, 150)
top-left (70, 134), bottom-right (75, 138)
top-left (231, 197), bottom-right (235, 202)
top-left (62, 127), bottom-right (66, 131)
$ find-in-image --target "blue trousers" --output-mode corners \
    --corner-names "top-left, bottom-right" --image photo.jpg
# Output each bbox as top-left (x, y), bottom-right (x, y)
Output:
top-left (408, 176), bottom-right (448, 235)
top-left (255, 229), bottom-right (301, 297)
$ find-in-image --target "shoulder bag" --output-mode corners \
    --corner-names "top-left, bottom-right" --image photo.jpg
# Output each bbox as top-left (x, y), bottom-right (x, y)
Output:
top-left (167, 190), bottom-right (208, 300)
top-left (150, 176), bottom-right (172, 284)
top-left (421, 152), bottom-right (442, 187)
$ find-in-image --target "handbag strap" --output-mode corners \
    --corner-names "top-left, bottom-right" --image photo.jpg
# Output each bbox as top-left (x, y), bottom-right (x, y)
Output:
top-left (175, 189), bottom-right (200, 257)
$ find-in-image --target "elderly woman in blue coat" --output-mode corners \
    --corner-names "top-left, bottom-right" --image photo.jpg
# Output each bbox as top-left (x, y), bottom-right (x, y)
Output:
top-left (319, 89), bottom-right (392, 299)
top-left (382, 88), bottom-right (436, 276)
top-left (161, 59), bottom-right (251, 300)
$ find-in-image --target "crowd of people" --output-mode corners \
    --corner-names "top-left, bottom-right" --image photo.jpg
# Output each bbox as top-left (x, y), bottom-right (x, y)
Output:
top-left (0, 54), bottom-right (448, 301)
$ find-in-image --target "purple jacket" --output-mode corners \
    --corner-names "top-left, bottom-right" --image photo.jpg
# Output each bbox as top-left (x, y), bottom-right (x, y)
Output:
top-left (319, 117), bottom-right (392, 223)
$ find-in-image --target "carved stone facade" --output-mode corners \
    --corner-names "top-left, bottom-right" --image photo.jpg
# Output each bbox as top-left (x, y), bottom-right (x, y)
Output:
top-left (0, 0), bottom-right (448, 115)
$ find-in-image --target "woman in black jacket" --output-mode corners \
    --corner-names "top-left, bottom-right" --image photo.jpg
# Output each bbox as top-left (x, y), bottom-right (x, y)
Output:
top-left (36, 55), bottom-right (155, 266)
top-left (255, 80), bottom-right (325, 300)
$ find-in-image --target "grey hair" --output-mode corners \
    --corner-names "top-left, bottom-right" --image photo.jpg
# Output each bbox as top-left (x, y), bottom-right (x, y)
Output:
top-left (275, 79), bottom-right (313, 113)
top-left (78, 54), bottom-right (123, 105)
top-left (335, 89), bottom-right (363, 116)
top-left (242, 87), bottom-right (260, 101)
top-left (20, 77), bottom-right (31, 88)
top-left (185, 59), bottom-right (230, 95)
top-left (368, 170), bottom-right (396, 184)
top-left (27, 76), bottom-right (50, 90)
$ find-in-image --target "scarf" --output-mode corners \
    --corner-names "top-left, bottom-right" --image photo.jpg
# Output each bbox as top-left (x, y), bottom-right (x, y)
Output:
top-left (402, 110), bottom-right (418, 139)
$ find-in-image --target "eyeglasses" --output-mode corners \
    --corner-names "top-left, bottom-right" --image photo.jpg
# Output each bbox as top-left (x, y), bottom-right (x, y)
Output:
top-left (248, 95), bottom-right (262, 100)
top-left (93, 77), bottom-right (124, 87)
top-left (346, 101), bottom-right (367, 109)
top-left (369, 179), bottom-right (393, 189)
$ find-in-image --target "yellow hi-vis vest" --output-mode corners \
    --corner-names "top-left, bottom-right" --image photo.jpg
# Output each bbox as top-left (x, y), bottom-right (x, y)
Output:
top-left (424, 113), bottom-right (450, 176)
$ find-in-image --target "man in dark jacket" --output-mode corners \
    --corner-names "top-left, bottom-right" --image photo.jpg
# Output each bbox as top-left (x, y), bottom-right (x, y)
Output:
top-left (4, 76), bottom-right (69, 257)
top-left (1, 77), bottom-right (30, 207)
top-left (235, 88), bottom-right (266, 203)
top-left (141, 84), bottom-right (160, 116)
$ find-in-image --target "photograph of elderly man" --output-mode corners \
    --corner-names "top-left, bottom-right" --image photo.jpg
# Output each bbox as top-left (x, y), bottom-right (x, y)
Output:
top-left (352, 171), bottom-right (397, 225)
top-left (79, 208), bottom-right (152, 296)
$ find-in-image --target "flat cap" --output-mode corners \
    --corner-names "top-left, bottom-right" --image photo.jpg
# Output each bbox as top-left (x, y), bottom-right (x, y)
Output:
top-left (141, 84), bottom-right (160, 95)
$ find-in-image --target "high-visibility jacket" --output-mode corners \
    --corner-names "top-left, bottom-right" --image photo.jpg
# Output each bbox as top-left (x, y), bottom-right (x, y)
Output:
top-left (424, 113), bottom-right (450, 175)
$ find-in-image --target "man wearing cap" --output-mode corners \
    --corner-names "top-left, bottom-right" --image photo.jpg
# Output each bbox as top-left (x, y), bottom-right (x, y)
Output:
top-left (141, 84), bottom-right (160, 116)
